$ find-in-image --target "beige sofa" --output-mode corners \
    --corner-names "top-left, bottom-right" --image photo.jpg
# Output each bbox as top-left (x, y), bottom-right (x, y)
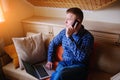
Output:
top-left (1, 31), bottom-right (120, 80)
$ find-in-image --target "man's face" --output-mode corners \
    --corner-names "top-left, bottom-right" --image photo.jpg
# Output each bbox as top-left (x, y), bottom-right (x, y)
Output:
top-left (65, 13), bottom-right (76, 28)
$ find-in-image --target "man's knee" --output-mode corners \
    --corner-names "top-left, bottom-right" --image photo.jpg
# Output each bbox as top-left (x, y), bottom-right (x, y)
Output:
top-left (59, 69), bottom-right (71, 80)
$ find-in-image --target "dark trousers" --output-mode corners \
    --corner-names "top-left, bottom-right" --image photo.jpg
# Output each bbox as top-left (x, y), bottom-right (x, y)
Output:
top-left (50, 61), bottom-right (88, 80)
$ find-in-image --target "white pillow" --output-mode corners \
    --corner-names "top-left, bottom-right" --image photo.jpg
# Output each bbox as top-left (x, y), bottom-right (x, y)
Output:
top-left (26, 32), bottom-right (51, 44)
top-left (26, 32), bottom-right (53, 51)
top-left (12, 33), bottom-right (46, 69)
top-left (26, 32), bottom-right (37, 37)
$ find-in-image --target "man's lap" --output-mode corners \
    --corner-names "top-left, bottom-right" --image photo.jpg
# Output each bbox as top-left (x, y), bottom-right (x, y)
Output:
top-left (51, 61), bottom-right (88, 80)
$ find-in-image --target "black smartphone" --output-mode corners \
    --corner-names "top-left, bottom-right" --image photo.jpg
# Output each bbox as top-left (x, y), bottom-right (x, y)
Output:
top-left (72, 19), bottom-right (80, 28)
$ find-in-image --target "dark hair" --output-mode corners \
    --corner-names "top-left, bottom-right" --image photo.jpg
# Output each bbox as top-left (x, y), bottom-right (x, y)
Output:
top-left (66, 7), bottom-right (83, 22)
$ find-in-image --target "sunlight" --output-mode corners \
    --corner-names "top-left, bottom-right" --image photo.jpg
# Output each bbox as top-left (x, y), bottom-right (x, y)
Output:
top-left (0, 5), bottom-right (5, 22)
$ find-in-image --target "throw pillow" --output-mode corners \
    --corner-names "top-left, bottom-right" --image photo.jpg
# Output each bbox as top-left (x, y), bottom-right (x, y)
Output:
top-left (26, 32), bottom-right (52, 50)
top-left (3, 44), bottom-right (19, 68)
top-left (12, 33), bottom-right (46, 69)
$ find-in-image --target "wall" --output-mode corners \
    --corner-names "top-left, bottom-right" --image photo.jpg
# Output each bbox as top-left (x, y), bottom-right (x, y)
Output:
top-left (34, 0), bottom-right (120, 24)
top-left (0, 0), bottom-right (34, 45)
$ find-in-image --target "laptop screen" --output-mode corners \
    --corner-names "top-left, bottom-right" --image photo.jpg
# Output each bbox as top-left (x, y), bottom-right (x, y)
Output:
top-left (22, 60), bottom-right (52, 79)
top-left (22, 60), bottom-right (39, 78)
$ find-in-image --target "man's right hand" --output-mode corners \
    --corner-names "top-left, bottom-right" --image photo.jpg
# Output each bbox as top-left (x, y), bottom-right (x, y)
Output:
top-left (66, 25), bottom-right (75, 38)
top-left (45, 61), bottom-right (53, 70)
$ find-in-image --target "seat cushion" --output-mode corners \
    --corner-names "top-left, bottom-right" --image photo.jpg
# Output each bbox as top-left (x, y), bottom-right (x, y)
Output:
top-left (2, 62), bottom-right (38, 80)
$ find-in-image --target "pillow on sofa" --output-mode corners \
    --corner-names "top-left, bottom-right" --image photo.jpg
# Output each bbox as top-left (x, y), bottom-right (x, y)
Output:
top-left (26, 32), bottom-right (53, 51)
top-left (3, 44), bottom-right (19, 69)
top-left (12, 33), bottom-right (46, 69)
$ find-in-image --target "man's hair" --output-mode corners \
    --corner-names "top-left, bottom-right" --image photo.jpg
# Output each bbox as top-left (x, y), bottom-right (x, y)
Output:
top-left (66, 7), bottom-right (83, 22)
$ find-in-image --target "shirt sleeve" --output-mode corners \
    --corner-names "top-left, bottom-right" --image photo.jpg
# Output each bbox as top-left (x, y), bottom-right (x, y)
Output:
top-left (47, 30), bottom-right (64, 62)
top-left (67, 34), bottom-right (94, 62)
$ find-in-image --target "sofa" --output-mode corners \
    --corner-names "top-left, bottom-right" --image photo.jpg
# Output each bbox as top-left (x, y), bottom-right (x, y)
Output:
top-left (1, 30), bottom-right (120, 80)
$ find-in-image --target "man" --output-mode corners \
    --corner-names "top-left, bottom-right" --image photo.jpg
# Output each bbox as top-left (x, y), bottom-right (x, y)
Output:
top-left (45, 7), bottom-right (94, 80)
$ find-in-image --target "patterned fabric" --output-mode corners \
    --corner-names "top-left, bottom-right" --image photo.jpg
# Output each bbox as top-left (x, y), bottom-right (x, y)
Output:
top-left (48, 25), bottom-right (94, 66)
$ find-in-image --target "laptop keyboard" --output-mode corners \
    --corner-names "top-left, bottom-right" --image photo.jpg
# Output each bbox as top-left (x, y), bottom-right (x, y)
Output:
top-left (35, 64), bottom-right (49, 77)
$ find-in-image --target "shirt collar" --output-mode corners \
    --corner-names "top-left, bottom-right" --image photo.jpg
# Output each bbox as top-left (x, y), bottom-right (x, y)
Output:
top-left (74, 25), bottom-right (85, 36)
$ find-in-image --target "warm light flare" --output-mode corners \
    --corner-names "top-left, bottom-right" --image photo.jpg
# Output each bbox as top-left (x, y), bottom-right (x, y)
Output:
top-left (0, 5), bottom-right (5, 22)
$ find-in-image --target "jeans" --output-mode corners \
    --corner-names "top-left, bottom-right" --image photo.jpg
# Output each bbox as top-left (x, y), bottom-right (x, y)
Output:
top-left (50, 61), bottom-right (88, 80)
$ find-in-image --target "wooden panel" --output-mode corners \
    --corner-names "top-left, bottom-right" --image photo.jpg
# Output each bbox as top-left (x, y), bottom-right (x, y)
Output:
top-left (26, 0), bottom-right (117, 10)
top-left (22, 23), bottom-right (53, 35)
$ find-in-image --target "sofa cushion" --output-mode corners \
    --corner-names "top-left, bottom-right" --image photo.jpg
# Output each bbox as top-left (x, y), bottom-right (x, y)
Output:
top-left (2, 62), bottom-right (38, 80)
top-left (96, 43), bottom-right (120, 74)
top-left (12, 33), bottom-right (46, 69)
top-left (4, 44), bottom-right (19, 69)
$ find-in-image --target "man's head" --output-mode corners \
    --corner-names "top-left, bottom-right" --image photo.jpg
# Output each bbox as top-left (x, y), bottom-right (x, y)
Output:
top-left (65, 7), bottom-right (83, 28)
top-left (66, 7), bottom-right (83, 22)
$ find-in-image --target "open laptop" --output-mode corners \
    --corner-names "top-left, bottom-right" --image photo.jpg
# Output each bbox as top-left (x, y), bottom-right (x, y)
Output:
top-left (22, 61), bottom-right (54, 80)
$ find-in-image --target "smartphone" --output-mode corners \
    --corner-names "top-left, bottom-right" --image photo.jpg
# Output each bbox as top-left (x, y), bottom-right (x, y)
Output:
top-left (72, 19), bottom-right (80, 28)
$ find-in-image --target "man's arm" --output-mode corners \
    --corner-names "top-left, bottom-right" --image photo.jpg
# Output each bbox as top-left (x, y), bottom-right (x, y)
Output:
top-left (46, 30), bottom-right (64, 70)
top-left (47, 29), bottom-right (64, 62)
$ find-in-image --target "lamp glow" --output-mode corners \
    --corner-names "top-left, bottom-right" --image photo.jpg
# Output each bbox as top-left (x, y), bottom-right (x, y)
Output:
top-left (0, 5), bottom-right (4, 22)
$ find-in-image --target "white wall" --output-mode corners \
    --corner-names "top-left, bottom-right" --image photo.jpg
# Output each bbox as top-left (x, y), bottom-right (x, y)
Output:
top-left (0, 0), bottom-right (34, 44)
top-left (34, 0), bottom-right (120, 24)
top-left (34, 7), bottom-right (66, 18)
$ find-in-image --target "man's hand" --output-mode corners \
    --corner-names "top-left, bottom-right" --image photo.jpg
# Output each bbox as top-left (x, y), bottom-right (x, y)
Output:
top-left (66, 25), bottom-right (75, 37)
top-left (45, 61), bottom-right (53, 70)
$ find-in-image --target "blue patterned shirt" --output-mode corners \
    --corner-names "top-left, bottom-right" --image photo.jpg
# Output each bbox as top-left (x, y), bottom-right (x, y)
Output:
top-left (47, 25), bottom-right (94, 66)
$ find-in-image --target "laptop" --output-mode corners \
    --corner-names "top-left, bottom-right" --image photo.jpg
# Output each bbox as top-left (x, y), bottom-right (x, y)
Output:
top-left (22, 61), bottom-right (54, 80)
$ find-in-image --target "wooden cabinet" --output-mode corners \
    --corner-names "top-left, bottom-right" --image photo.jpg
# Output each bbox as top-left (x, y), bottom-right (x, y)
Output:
top-left (23, 23), bottom-right (53, 35)
top-left (22, 16), bottom-right (65, 38)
